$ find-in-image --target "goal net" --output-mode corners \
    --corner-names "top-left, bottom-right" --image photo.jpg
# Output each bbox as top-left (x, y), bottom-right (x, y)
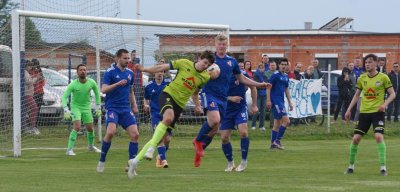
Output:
top-left (0, 10), bottom-right (229, 157)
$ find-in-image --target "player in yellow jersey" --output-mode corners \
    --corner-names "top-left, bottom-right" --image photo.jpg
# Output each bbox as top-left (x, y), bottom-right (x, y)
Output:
top-left (126, 50), bottom-right (215, 179)
top-left (344, 54), bottom-right (396, 176)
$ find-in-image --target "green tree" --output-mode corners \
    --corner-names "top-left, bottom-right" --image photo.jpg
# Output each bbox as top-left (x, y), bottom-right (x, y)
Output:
top-left (0, 0), bottom-right (43, 47)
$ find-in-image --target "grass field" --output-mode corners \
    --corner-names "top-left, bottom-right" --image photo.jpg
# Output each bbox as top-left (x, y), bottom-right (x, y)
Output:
top-left (1, 122), bottom-right (400, 192)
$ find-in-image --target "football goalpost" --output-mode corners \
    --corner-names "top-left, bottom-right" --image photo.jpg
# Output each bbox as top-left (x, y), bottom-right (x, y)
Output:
top-left (5, 10), bottom-right (229, 157)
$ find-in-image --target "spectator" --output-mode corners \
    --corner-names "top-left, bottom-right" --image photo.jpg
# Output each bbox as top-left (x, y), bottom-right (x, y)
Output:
top-left (353, 56), bottom-right (363, 80)
top-left (261, 55), bottom-right (270, 71)
top-left (304, 65), bottom-right (315, 79)
top-left (377, 58), bottom-right (386, 73)
top-left (265, 61), bottom-right (277, 128)
top-left (347, 62), bottom-right (357, 120)
top-left (251, 64), bottom-right (268, 131)
top-left (311, 59), bottom-right (323, 79)
top-left (24, 60), bottom-right (41, 135)
top-left (294, 62), bottom-right (304, 80)
top-left (127, 50), bottom-right (143, 124)
top-left (244, 60), bottom-right (253, 79)
top-left (333, 67), bottom-right (353, 123)
top-left (387, 62), bottom-right (400, 122)
top-left (286, 62), bottom-right (296, 79)
top-left (30, 59), bottom-right (45, 127)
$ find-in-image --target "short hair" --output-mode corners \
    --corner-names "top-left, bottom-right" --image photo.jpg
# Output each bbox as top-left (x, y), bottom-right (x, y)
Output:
top-left (116, 49), bottom-right (129, 57)
top-left (280, 58), bottom-right (289, 64)
top-left (131, 50), bottom-right (136, 53)
top-left (364, 54), bottom-right (378, 62)
top-left (199, 50), bottom-right (215, 64)
top-left (76, 64), bottom-right (86, 71)
top-left (215, 34), bottom-right (228, 42)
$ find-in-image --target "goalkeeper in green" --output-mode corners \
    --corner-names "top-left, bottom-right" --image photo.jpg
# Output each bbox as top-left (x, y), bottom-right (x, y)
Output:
top-left (62, 64), bottom-right (102, 156)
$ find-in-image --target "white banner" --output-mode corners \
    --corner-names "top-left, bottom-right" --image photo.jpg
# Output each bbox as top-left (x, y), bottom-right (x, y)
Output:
top-left (285, 79), bottom-right (322, 118)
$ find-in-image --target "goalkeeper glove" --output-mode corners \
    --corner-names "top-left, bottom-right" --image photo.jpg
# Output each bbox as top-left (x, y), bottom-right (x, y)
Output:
top-left (63, 107), bottom-right (73, 121)
top-left (94, 105), bottom-right (102, 118)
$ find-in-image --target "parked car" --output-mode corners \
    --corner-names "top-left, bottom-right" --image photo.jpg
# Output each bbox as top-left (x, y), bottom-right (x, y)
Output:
top-left (321, 70), bottom-right (341, 113)
top-left (0, 45), bottom-right (13, 125)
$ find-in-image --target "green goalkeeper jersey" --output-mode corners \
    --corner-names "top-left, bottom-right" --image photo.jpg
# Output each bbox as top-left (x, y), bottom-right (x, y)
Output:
top-left (163, 59), bottom-right (210, 108)
top-left (61, 78), bottom-right (101, 110)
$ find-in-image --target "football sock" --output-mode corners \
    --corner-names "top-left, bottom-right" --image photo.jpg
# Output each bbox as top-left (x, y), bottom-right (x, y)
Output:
top-left (129, 141), bottom-right (138, 159)
top-left (196, 122), bottom-right (212, 142)
top-left (135, 122), bottom-right (168, 161)
top-left (240, 137), bottom-right (249, 160)
top-left (277, 125), bottom-right (286, 141)
top-left (203, 135), bottom-right (214, 149)
top-left (222, 142), bottom-right (233, 162)
top-left (377, 142), bottom-right (386, 166)
top-left (158, 146), bottom-right (167, 160)
top-left (99, 140), bottom-right (111, 162)
top-left (67, 130), bottom-right (78, 150)
top-left (271, 130), bottom-right (278, 144)
top-left (87, 130), bottom-right (95, 146)
top-left (349, 143), bottom-right (358, 165)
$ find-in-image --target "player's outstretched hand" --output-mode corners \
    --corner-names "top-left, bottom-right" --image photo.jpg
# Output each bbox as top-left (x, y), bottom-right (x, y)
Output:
top-left (377, 105), bottom-right (386, 112)
top-left (344, 111), bottom-right (351, 121)
top-left (94, 105), bottom-right (101, 118)
top-left (251, 105), bottom-right (259, 115)
top-left (266, 101), bottom-right (272, 110)
top-left (135, 64), bottom-right (144, 72)
top-left (289, 102), bottom-right (293, 111)
top-left (265, 83), bottom-right (272, 89)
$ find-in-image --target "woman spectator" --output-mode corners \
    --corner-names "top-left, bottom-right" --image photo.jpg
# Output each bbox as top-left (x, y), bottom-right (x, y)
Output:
top-left (31, 59), bottom-right (45, 127)
top-left (24, 60), bottom-right (41, 135)
top-left (333, 67), bottom-right (353, 123)
top-left (244, 60), bottom-right (253, 79)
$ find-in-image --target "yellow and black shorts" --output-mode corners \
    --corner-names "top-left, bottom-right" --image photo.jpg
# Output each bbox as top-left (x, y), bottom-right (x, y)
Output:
top-left (159, 92), bottom-right (183, 129)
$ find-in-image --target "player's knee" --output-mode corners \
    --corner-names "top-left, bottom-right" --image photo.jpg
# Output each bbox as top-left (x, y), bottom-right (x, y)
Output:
top-left (130, 133), bottom-right (139, 141)
top-left (162, 117), bottom-right (174, 126)
top-left (239, 131), bottom-right (248, 138)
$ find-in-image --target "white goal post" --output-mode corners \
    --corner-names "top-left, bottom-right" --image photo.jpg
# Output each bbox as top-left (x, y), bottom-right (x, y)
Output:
top-left (9, 10), bottom-right (229, 157)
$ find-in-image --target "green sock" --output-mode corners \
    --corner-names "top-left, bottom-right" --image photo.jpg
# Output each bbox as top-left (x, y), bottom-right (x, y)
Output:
top-left (349, 143), bottom-right (358, 165)
top-left (136, 122), bottom-right (168, 161)
top-left (87, 131), bottom-right (95, 146)
top-left (67, 130), bottom-right (78, 150)
top-left (377, 142), bottom-right (386, 166)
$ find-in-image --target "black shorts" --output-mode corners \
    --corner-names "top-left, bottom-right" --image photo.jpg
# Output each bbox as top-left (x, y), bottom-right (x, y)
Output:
top-left (159, 92), bottom-right (183, 129)
top-left (354, 112), bottom-right (385, 135)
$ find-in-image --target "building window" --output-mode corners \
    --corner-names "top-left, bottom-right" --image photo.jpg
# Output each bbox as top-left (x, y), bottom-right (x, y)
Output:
top-left (315, 53), bottom-right (338, 71)
top-left (262, 53), bottom-right (284, 64)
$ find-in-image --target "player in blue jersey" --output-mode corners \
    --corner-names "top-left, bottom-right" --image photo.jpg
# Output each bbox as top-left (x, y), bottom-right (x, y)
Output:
top-left (193, 34), bottom-right (268, 167)
top-left (267, 58), bottom-right (293, 150)
top-left (96, 49), bottom-right (139, 174)
top-left (143, 61), bottom-right (171, 168)
top-left (219, 67), bottom-right (258, 172)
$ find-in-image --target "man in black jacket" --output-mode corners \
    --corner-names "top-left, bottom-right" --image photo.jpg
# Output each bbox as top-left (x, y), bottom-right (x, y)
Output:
top-left (387, 62), bottom-right (400, 121)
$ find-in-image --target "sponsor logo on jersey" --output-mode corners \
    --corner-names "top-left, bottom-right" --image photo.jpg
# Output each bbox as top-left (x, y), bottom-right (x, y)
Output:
top-left (375, 81), bottom-right (381, 86)
top-left (182, 76), bottom-right (196, 90)
top-left (365, 88), bottom-right (378, 99)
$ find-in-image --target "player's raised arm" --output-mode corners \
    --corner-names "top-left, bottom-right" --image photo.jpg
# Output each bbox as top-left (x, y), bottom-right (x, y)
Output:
top-left (236, 73), bottom-right (266, 89)
top-left (136, 63), bottom-right (170, 74)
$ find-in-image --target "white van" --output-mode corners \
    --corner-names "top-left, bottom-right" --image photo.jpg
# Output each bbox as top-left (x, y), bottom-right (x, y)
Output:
top-left (0, 45), bottom-right (12, 116)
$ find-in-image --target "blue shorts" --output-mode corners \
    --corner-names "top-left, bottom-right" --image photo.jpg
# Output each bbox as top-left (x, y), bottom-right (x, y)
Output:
top-left (151, 112), bottom-right (172, 135)
top-left (105, 110), bottom-right (137, 129)
top-left (220, 107), bottom-right (248, 130)
top-left (272, 104), bottom-right (287, 120)
top-left (200, 93), bottom-right (227, 120)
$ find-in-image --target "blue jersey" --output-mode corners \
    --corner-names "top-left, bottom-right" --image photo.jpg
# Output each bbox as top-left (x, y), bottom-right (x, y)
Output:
top-left (268, 71), bottom-right (289, 106)
top-left (144, 79), bottom-right (169, 115)
top-left (103, 64), bottom-right (134, 112)
top-left (201, 53), bottom-right (241, 101)
top-left (226, 69), bottom-right (249, 111)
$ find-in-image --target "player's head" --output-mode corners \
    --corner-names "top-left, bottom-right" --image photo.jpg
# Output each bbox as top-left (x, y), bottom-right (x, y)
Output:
top-left (115, 49), bottom-right (130, 68)
top-left (214, 34), bottom-right (228, 55)
top-left (363, 54), bottom-right (378, 73)
top-left (279, 58), bottom-right (289, 73)
top-left (76, 64), bottom-right (87, 79)
top-left (131, 49), bottom-right (136, 59)
top-left (195, 50), bottom-right (215, 72)
top-left (155, 59), bottom-right (165, 80)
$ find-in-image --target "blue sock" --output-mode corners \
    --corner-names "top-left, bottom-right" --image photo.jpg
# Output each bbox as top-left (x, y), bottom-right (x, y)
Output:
top-left (196, 122), bottom-right (213, 142)
top-left (100, 140), bottom-right (111, 162)
top-left (158, 146), bottom-right (167, 160)
top-left (277, 125), bottom-right (287, 141)
top-left (203, 136), bottom-right (214, 150)
top-left (222, 142), bottom-right (233, 162)
top-left (165, 145), bottom-right (169, 151)
top-left (271, 130), bottom-right (278, 144)
top-left (128, 141), bottom-right (138, 159)
top-left (240, 137), bottom-right (249, 160)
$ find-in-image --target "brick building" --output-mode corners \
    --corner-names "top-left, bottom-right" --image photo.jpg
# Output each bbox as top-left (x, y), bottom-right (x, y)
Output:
top-left (25, 42), bottom-right (114, 70)
top-left (159, 29), bottom-right (400, 72)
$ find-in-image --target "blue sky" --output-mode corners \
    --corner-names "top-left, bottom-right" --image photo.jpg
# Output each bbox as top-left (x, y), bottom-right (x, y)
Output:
top-left (120, 0), bottom-right (400, 33)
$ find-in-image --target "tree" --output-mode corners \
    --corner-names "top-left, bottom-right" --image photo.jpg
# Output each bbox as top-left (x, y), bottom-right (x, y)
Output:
top-left (0, 0), bottom-right (43, 47)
